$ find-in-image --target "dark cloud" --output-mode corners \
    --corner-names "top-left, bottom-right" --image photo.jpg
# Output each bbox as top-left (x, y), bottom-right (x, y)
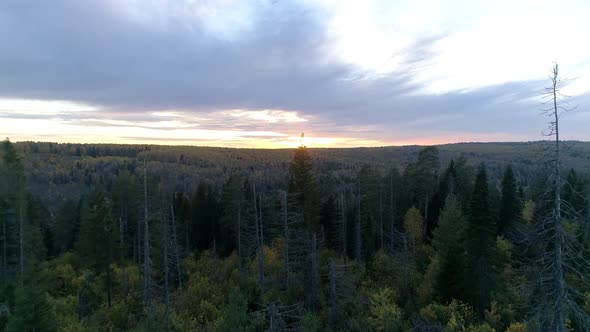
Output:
top-left (0, 0), bottom-right (587, 143)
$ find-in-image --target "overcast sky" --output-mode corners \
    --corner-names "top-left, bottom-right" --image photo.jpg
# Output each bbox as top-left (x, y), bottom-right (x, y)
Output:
top-left (0, 0), bottom-right (589, 147)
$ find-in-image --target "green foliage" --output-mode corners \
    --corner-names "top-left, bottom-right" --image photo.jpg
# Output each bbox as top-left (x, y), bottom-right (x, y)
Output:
top-left (464, 165), bottom-right (498, 313)
top-left (288, 146), bottom-right (320, 232)
top-left (367, 287), bottom-right (405, 331)
top-left (505, 322), bottom-right (529, 332)
top-left (1, 141), bottom-right (589, 331)
top-left (404, 206), bottom-right (425, 248)
top-left (419, 300), bottom-right (478, 331)
top-left (92, 299), bottom-right (137, 331)
top-left (433, 195), bottom-right (467, 303)
top-left (6, 285), bottom-right (57, 332)
top-left (47, 295), bottom-right (88, 332)
top-left (217, 288), bottom-right (254, 332)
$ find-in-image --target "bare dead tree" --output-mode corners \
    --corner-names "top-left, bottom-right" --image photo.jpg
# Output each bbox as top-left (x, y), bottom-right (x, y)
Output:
top-left (330, 259), bottom-right (336, 325)
top-left (255, 301), bottom-right (303, 331)
top-left (119, 214), bottom-right (128, 300)
top-left (253, 183), bottom-right (264, 285)
top-left (162, 208), bottom-right (171, 331)
top-left (390, 171), bottom-right (395, 253)
top-left (526, 63), bottom-right (589, 330)
top-left (281, 191), bottom-right (290, 286)
top-left (323, 257), bottom-right (358, 330)
top-left (143, 159), bottom-right (151, 315)
top-left (169, 201), bottom-right (182, 287)
top-left (310, 230), bottom-right (318, 308)
top-left (340, 190), bottom-right (347, 260)
top-left (356, 181), bottom-right (362, 265)
top-left (18, 189), bottom-right (23, 287)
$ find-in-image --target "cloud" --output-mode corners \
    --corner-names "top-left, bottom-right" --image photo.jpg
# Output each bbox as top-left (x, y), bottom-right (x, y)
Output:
top-left (0, 0), bottom-right (588, 146)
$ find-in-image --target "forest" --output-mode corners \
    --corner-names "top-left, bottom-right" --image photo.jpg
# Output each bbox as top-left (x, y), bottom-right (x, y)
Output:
top-left (0, 131), bottom-right (589, 331)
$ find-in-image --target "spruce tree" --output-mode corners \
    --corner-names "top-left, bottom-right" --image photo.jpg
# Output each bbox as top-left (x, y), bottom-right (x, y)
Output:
top-left (288, 146), bottom-right (319, 231)
top-left (464, 165), bottom-right (497, 314)
top-left (498, 165), bottom-right (520, 236)
top-left (432, 195), bottom-right (467, 303)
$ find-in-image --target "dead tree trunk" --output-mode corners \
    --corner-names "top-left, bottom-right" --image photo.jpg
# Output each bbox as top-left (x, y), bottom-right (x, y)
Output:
top-left (143, 160), bottom-right (151, 315)
top-left (253, 184), bottom-right (264, 285)
top-left (237, 201), bottom-right (242, 272)
top-left (550, 64), bottom-right (565, 332)
top-left (379, 182), bottom-right (384, 251)
top-left (163, 213), bottom-right (171, 331)
top-left (330, 259), bottom-right (336, 325)
top-left (119, 214), bottom-right (128, 300)
top-left (2, 220), bottom-right (6, 281)
top-left (18, 191), bottom-right (23, 286)
top-left (356, 183), bottom-right (362, 265)
top-left (340, 191), bottom-right (347, 260)
top-left (310, 231), bottom-right (318, 308)
top-left (390, 173), bottom-right (395, 254)
top-left (281, 192), bottom-right (290, 287)
top-left (169, 202), bottom-right (182, 287)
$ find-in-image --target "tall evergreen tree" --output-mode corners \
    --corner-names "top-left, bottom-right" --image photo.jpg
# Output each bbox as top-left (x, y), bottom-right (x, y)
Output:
top-left (0, 139), bottom-right (26, 282)
top-left (76, 188), bottom-right (116, 307)
top-left (6, 284), bottom-right (56, 332)
top-left (432, 195), bottom-right (467, 303)
top-left (498, 165), bottom-right (520, 236)
top-left (288, 144), bottom-right (320, 307)
top-left (406, 146), bottom-right (439, 236)
top-left (288, 146), bottom-right (319, 231)
top-left (464, 165), bottom-right (497, 314)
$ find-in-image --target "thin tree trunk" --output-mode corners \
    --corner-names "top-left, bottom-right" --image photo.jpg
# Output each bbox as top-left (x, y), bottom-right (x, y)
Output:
top-left (253, 184), bottom-right (263, 285)
top-left (258, 194), bottom-right (264, 285)
top-left (356, 221), bottom-right (361, 265)
top-left (170, 202), bottom-right (182, 287)
top-left (143, 160), bottom-right (151, 314)
top-left (119, 215), bottom-right (128, 300)
top-left (310, 231), bottom-right (318, 308)
top-left (282, 192), bottom-right (290, 287)
top-left (551, 65), bottom-right (565, 332)
top-left (390, 173), bottom-right (395, 254)
top-left (107, 234), bottom-right (112, 308)
top-left (340, 192), bottom-right (347, 258)
top-left (237, 201), bottom-right (242, 272)
top-left (136, 207), bottom-right (141, 265)
top-left (18, 191), bottom-right (23, 286)
top-left (357, 183), bottom-right (362, 264)
top-left (424, 193), bottom-right (429, 238)
top-left (163, 213), bottom-right (171, 331)
top-left (380, 183), bottom-right (383, 251)
top-left (330, 259), bottom-right (336, 325)
top-left (3, 220), bottom-right (6, 280)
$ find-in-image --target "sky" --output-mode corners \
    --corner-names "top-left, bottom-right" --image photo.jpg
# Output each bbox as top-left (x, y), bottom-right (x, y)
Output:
top-left (0, 0), bottom-right (589, 148)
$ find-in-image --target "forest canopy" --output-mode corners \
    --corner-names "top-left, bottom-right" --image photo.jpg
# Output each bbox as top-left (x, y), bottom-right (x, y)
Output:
top-left (0, 137), bottom-right (588, 331)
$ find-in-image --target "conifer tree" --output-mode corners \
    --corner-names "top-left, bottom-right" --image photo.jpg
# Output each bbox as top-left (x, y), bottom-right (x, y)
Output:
top-left (432, 195), bottom-right (467, 303)
top-left (464, 165), bottom-right (497, 314)
top-left (498, 165), bottom-right (520, 236)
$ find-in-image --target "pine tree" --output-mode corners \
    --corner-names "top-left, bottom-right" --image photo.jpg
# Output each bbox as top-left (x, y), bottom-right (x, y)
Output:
top-left (288, 145), bottom-right (320, 307)
top-left (6, 272), bottom-right (57, 332)
top-left (76, 187), bottom-right (116, 307)
top-left (288, 146), bottom-right (319, 231)
top-left (432, 195), bottom-right (467, 303)
top-left (464, 165), bottom-right (497, 314)
top-left (0, 139), bottom-right (26, 283)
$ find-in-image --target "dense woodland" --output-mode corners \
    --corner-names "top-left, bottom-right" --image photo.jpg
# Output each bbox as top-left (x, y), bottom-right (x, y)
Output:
top-left (1, 66), bottom-right (590, 331)
top-left (0, 135), bottom-right (589, 331)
